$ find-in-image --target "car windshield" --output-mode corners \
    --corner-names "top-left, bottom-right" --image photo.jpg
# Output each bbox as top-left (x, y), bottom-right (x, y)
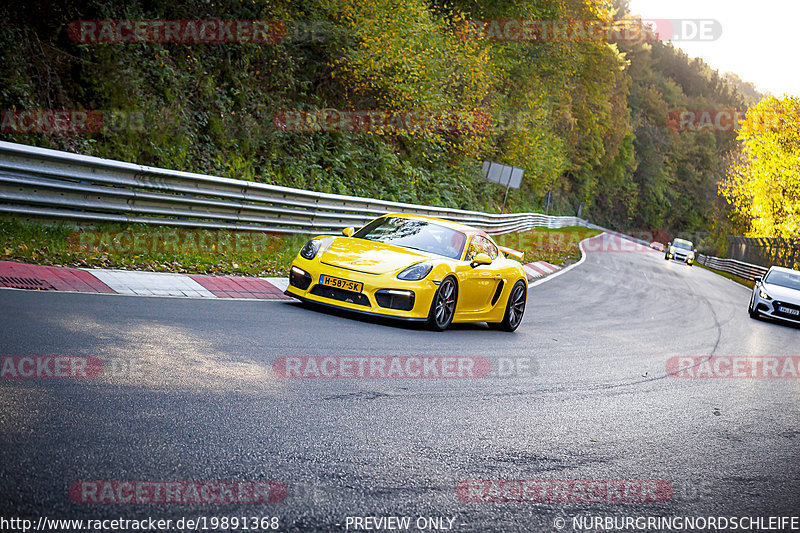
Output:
top-left (672, 240), bottom-right (692, 250)
top-left (354, 217), bottom-right (467, 260)
top-left (765, 270), bottom-right (800, 291)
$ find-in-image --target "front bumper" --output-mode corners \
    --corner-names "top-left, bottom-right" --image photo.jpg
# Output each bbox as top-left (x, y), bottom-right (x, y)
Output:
top-left (752, 293), bottom-right (800, 324)
top-left (666, 251), bottom-right (693, 263)
top-left (284, 290), bottom-right (429, 323)
top-left (284, 257), bottom-right (438, 321)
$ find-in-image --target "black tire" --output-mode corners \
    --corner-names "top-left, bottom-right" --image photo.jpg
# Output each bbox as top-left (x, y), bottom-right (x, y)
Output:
top-left (496, 280), bottom-right (527, 332)
top-left (664, 254), bottom-right (669, 260)
top-left (748, 303), bottom-right (758, 319)
top-left (427, 277), bottom-right (457, 331)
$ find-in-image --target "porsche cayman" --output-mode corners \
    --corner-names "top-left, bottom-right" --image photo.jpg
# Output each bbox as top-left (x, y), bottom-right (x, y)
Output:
top-left (284, 214), bottom-right (528, 331)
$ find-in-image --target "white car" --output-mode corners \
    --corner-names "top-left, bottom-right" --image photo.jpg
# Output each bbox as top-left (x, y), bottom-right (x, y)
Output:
top-left (664, 238), bottom-right (695, 265)
top-left (749, 266), bottom-right (800, 323)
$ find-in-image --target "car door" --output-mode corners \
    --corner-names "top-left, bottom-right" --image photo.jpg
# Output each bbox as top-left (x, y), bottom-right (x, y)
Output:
top-left (455, 234), bottom-right (503, 314)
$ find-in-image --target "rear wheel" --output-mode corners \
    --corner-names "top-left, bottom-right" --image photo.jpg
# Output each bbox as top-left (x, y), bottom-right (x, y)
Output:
top-left (496, 280), bottom-right (527, 332)
top-left (427, 277), bottom-right (457, 331)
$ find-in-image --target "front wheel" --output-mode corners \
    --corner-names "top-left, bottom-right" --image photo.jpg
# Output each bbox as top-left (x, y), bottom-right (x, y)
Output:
top-left (496, 280), bottom-right (527, 332)
top-left (427, 277), bottom-right (457, 331)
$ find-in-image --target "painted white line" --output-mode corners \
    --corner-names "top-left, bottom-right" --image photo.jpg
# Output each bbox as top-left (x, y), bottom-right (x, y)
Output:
top-left (528, 233), bottom-right (600, 289)
top-left (533, 261), bottom-right (559, 273)
top-left (0, 286), bottom-right (289, 301)
top-left (261, 276), bottom-right (289, 292)
top-left (86, 268), bottom-right (217, 299)
top-left (523, 264), bottom-right (546, 278)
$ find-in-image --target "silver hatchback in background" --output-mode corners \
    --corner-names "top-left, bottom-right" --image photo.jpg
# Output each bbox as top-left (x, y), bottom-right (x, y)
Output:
top-left (749, 266), bottom-right (800, 324)
top-left (664, 238), bottom-right (696, 265)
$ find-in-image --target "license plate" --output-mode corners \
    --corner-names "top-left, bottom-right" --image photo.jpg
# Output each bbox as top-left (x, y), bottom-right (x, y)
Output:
top-left (779, 306), bottom-right (800, 316)
top-left (319, 275), bottom-right (363, 293)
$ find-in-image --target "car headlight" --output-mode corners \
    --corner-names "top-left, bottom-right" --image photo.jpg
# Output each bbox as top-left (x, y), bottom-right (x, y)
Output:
top-left (758, 288), bottom-right (772, 300)
top-left (397, 262), bottom-right (433, 281)
top-left (669, 247), bottom-right (675, 254)
top-left (299, 239), bottom-right (321, 260)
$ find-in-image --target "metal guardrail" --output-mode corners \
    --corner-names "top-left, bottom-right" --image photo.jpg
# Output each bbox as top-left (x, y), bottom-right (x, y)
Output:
top-left (727, 236), bottom-right (800, 271)
top-left (0, 141), bottom-right (593, 235)
top-left (697, 254), bottom-right (769, 280)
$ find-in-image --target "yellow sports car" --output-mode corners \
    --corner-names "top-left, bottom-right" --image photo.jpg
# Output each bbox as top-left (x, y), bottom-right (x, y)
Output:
top-left (285, 214), bottom-right (528, 331)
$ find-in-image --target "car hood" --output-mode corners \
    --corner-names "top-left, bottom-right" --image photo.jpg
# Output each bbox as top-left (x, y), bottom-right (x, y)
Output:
top-left (763, 282), bottom-right (800, 303)
top-left (320, 237), bottom-right (432, 275)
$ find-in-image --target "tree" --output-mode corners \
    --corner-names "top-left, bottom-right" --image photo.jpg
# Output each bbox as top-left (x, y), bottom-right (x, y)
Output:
top-left (720, 96), bottom-right (800, 239)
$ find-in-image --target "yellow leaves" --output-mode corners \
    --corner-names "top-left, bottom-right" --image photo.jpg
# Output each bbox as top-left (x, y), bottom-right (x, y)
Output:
top-left (722, 96), bottom-right (800, 239)
top-left (326, 0), bottom-right (491, 112)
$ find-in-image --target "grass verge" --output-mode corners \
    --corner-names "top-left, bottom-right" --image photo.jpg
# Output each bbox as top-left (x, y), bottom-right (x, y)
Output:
top-left (495, 226), bottom-right (602, 265)
top-left (1, 218), bottom-right (600, 277)
top-left (0, 218), bottom-right (310, 277)
top-left (695, 263), bottom-right (755, 289)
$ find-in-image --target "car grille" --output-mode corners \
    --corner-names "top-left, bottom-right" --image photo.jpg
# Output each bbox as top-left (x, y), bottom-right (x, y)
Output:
top-left (375, 289), bottom-right (415, 311)
top-left (289, 268), bottom-right (312, 290)
top-left (491, 280), bottom-right (505, 306)
top-left (310, 284), bottom-right (371, 306)
top-left (772, 301), bottom-right (800, 320)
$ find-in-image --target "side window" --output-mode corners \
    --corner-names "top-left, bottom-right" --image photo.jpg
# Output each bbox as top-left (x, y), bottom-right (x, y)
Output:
top-left (466, 235), bottom-right (498, 261)
top-left (484, 236), bottom-right (499, 259)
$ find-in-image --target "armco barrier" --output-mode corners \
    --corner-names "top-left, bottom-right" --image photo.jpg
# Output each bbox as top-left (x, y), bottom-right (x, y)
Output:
top-left (0, 141), bottom-right (595, 235)
top-left (727, 236), bottom-right (800, 271)
top-left (697, 254), bottom-right (769, 280)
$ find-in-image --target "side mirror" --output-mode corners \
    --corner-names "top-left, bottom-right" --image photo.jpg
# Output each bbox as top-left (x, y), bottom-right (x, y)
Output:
top-left (667, 242), bottom-right (672, 246)
top-left (471, 252), bottom-right (492, 267)
top-left (754, 276), bottom-right (762, 283)
top-left (342, 227), bottom-right (355, 237)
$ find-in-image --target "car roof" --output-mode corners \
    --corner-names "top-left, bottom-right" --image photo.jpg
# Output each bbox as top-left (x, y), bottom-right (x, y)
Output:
top-left (768, 265), bottom-right (800, 274)
top-left (383, 213), bottom-right (482, 235)
top-left (673, 238), bottom-right (693, 244)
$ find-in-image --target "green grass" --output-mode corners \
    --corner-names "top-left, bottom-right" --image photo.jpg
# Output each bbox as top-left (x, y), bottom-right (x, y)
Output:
top-left (1, 218), bottom-right (601, 276)
top-left (494, 226), bottom-right (602, 265)
top-left (696, 263), bottom-right (756, 289)
top-left (0, 218), bottom-right (310, 277)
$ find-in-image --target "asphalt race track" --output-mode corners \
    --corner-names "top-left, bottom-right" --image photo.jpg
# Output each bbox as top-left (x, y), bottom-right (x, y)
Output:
top-left (1, 238), bottom-right (799, 532)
